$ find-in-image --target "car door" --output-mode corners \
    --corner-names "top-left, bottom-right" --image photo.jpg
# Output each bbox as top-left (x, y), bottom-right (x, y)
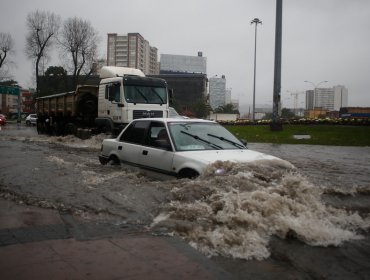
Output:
top-left (137, 121), bottom-right (175, 175)
top-left (117, 120), bottom-right (150, 166)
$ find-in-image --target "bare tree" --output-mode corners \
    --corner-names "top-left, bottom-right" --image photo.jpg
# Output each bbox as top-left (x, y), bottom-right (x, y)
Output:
top-left (0, 33), bottom-right (15, 81)
top-left (25, 10), bottom-right (61, 94)
top-left (58, 17), bottom-right (99, 88)
top-left (0, 33), bottom-right (14, 69)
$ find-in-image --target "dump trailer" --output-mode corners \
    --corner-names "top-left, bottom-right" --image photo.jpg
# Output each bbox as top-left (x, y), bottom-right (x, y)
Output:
top-left (36, 85), bottom-right (99, 136)
top-left (36, 66), bottom-right (172, 136)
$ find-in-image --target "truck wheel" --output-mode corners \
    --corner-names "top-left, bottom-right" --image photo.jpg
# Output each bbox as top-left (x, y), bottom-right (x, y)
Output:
top-left (26, 120), bottom-right (31, 126)
top-left (102, 125), bottom-right (112, 134)
top-left (64, 123), bottom-right (76, 135)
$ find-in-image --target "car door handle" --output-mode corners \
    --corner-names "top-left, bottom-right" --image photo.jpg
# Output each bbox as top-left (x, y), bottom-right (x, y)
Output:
top-left (142, 150), bottom-right (148, 155)
top-left (118, 146), bottom-right (122, 150)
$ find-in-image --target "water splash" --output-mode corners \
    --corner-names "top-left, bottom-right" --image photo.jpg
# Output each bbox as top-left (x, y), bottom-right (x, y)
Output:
top-left (152, 161), bottom-right (370, 260)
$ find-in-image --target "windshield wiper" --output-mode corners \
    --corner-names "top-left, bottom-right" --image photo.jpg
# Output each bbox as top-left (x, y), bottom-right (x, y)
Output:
top-left (181, 131), bottom-right (223, 150)
top-left (207, 133), bottom-right (245, 149)
top-left (150, 88), bottom-right (165, 104)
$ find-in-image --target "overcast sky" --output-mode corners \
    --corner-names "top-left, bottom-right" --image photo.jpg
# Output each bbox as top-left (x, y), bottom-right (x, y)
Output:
top-left (1, 0), bottom-right (369, 111)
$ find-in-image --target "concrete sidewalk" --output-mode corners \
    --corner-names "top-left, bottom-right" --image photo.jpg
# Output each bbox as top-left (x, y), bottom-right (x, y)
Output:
top-left (0, 198), bottom-right (231, 280)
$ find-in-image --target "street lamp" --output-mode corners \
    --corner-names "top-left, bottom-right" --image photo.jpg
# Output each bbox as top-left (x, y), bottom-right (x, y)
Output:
top-left (304, 80), bottom-right (328, 109)
top-left (251, 18), bottom-right (262, 122)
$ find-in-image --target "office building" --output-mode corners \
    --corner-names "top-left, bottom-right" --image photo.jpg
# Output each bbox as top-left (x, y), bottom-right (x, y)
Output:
top-left (160, 52), bottom-right (207, 74)
top-left (305, 85), bottom-right (348, 110)
top-left (333, 85), bottom-right (348, 110)
top-left (107, 33), bottom-right (159, 75)
top-left (209, 75), bottom-right (227, 110)
top-left (150, 73), bottom-right (208, 112)
top-left (225, 88), bottom-right (232, 104)
top-left (305, 90), bottom-right (314, 110)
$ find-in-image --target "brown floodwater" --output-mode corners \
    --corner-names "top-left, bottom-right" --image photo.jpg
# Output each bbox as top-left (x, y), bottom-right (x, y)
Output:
top-left (1, 123), bottom-right (369, 279)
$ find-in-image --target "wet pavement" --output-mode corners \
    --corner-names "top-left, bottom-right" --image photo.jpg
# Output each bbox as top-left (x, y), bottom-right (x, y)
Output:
top-left (0, 198), bottom-right (231, 280)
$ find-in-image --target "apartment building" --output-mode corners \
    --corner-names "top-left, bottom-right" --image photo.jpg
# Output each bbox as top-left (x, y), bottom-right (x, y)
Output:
top-left (305, 85), bottom-right (348, 110)
top-left (107, 33), bottom-right (159, 75)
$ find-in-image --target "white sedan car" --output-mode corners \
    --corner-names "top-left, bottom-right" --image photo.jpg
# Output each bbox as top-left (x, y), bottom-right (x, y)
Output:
top-left (25, 114), bottom-right (38, 126)
top-left (99, 118), bottom-right (290, 179)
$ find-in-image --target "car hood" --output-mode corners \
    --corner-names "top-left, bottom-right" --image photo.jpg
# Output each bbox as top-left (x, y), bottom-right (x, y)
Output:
top-left (177, 149), bottom-right (293, 167)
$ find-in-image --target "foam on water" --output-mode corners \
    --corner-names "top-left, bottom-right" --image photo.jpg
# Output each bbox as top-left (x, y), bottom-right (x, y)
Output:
top-left (152, 161), bottom-right (370, 260)
top-left (47, 134), bottom-right (109, 149)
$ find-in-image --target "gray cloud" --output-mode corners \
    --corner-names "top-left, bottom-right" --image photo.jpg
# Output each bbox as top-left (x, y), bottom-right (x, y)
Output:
top-left (1, 0), bottom-right (369, 109)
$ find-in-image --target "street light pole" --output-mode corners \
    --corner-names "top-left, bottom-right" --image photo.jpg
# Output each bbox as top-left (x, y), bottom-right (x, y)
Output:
top-left (304, 80), bottom-right (328, 108)
top-left (271, 0), bottom-right (283, 131)
top-left (251, 18), bottom-right (262, 122)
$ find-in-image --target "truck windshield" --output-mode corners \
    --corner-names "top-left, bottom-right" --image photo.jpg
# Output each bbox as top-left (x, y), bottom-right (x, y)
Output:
top-left (124, 85), bottom-right (167, 104)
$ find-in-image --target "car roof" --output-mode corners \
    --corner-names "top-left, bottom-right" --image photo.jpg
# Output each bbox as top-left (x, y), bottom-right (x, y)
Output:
top-left (133, 118), bottom-right (216, 124)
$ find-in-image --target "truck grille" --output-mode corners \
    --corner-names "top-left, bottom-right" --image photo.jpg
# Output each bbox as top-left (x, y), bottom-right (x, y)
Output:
top-left (133, 110), bottom-right (164, 119)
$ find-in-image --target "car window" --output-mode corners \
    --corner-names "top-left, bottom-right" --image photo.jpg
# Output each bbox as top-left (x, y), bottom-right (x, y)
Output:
top-left (144, 122), bottom-right (172, 150)
top-left (168, 122), bottom-right (245, 151)
top-left (120, 121), bottom-right (149, 144)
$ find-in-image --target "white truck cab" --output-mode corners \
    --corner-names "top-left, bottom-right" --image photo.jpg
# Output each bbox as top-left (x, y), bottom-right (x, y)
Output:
top-left (95, 66), bottom-right (171, 134)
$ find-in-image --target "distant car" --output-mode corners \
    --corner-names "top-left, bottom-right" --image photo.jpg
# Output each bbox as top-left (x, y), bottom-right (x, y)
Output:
top-left (0, 114), bottom-right (6, 126)
top-left (25, 114), bottom-right (38, 126)
top-left (99, 118), bottom-right (291, 179)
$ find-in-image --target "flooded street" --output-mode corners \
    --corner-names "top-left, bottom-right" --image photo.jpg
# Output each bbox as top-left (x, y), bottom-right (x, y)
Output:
top-left (1, 123), bottom-right (370, 279)
top-left (249, 143), bottom-right (370, 191)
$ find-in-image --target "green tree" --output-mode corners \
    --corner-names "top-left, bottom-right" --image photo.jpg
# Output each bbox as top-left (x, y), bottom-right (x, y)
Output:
top-left (192, 99), bottom-right (211, 118)
top-left (214, 103), bottom-right (240, 114)
top-left (39, 66), bottom-right (68, 96)
top-left (281, 108), bottom-right (296, 119)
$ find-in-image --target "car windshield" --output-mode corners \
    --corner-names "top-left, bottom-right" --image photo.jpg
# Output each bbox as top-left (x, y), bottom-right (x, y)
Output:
top-left (168, 122), bottom-right (246, 151)
top-left (124, 85), bottom-right (167, 104)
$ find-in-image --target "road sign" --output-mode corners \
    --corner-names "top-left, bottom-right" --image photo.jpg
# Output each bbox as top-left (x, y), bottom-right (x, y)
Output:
top-left (0, 85), bottom-right (20, 96)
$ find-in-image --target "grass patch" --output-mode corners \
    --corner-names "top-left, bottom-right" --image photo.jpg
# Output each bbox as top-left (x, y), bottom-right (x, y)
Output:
top-left (225, 125), bottom-right (370, 146)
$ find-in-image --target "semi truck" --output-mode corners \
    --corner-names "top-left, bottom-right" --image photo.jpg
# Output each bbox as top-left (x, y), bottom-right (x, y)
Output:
top-left (36, 66), bottom-right (172, 136)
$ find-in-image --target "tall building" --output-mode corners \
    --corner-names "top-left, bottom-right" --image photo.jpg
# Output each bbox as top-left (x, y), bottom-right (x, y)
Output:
top-left (315, 87), bottom-right (335, 110)
top-left (209, 75), bottom-right (227, 110)
top-left (305, 90), bottom-right (314, 110)
top-left (160, 52), bottom-right (207, 74)
top-left (305, 85), bottom-right (348, 110)
top-left (107, 33), bottom-right (159, 75)
top-left (225, 88), bottom-right (232, 104)
top-left (0, 93), bottom-right (18, 114)
top-left (333, 85), bottom-right (348, 110)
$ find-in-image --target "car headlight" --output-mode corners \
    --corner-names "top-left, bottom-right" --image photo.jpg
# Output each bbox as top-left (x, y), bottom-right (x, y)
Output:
top-left (214, 168), bottom-right (227, 176)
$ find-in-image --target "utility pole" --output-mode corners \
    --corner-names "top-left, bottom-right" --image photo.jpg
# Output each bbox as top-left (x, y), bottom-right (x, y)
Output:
top-left (251, 18), bottom-right (262, 122)
top-left (271, 0), bottom-right (283, 131)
